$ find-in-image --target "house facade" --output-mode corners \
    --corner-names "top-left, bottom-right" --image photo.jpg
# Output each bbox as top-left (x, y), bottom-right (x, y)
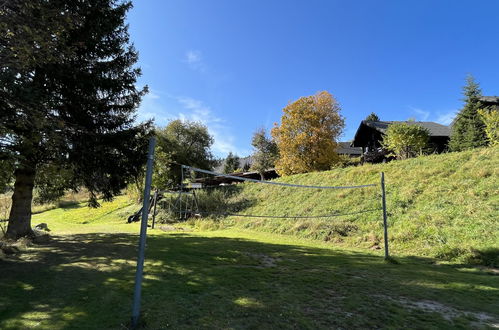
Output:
top-left (351, 120), bottom-right (451, 161)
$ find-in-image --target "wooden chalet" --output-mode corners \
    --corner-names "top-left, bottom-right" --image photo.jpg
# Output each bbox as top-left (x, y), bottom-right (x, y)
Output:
top-left (351, 120), bottom-right (451, 161)
top-left (191, 169), bottom-right (278, 187)
top-left (479, 96), bottom-right (499, 110)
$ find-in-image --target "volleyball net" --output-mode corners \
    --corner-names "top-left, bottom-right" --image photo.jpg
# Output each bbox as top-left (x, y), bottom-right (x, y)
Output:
top-left (178, 165), bottom-right (383, 221)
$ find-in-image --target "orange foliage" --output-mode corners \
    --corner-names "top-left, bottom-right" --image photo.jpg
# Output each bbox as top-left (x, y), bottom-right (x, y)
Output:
top-left (271, 91), bottom-right (344, 176)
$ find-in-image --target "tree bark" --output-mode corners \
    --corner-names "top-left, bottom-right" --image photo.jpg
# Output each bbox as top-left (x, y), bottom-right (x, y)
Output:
top-left (6, 166), bottom-right (36, 239)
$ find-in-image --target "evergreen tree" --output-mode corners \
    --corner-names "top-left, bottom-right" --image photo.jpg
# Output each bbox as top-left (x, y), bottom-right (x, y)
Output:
top-left (365, 112), bottom-right (380, 121)
top-left (449, 76), bottom-right (488, 151)
top-left (223, 152), bottom-right (240, 174)
top-left (0, 0), bottom-right (151, 239)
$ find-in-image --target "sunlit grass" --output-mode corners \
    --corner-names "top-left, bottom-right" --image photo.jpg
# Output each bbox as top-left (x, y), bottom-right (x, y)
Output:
top-left (190, 146), bottom-right (499, 265)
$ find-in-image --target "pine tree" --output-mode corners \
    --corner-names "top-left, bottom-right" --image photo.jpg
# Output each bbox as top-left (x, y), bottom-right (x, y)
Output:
top-left (365, 112), bottom-right (380, 121)
top-left (449, 76), bottom-right (488, 151)
top-left (0, 0), bottom-right (151, 239)
top-left (224, 152), bottom-right (240, 174)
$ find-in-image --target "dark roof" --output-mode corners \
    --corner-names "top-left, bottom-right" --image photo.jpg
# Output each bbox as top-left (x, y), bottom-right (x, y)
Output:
top-left (479, 96), bottom-right (499, 104)
top-left (337, 142), bottom-right (362, 156)
top-left (362, 120), bottom-right (451, 137)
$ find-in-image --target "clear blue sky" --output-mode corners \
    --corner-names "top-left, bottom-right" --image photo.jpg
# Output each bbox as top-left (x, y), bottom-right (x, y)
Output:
top-left (128, 0), bottom-right (499, 157)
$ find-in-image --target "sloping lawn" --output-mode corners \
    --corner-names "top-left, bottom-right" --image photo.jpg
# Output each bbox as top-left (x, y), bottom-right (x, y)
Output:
top-left (1, 199), bottom-right (498, 329)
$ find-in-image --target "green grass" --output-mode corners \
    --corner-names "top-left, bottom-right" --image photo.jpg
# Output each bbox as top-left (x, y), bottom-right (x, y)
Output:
top-left (1, 147), bottom-right (498, 328)
top-left (191, 147), bottom-right (499, 265)
top-left (1, 196), bottom-right (499, 329)
top-left (30, 195), bottom-right (138, 234)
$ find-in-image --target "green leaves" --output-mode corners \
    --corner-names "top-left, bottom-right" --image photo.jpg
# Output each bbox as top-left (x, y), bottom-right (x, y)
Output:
top-left (449, 76), bottom-right (488, 151)
top-left (382, 123), bottom-right (430, 160)
top-left (153, 120), bottom-right (216, 189)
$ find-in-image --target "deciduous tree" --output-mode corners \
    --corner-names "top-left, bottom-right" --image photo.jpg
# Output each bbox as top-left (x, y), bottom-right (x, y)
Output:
top-left (478, 109), bottom-right (499, 146)
top-left (1, 0), bottom-right (151, 239)
top-left (382, 123), bottom-right (430, 160)
top-left (251, 128), bottom-right (278, 180)
top-left (271, 91), bottom-right (344, 175)
top-left (153, 120), bottom-right (215, 189)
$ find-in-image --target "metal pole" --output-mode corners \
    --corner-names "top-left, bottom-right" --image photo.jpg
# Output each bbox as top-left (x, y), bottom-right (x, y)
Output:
top-left (131, 137), bottom-right (156, 329)
top-left (180, 165), bottom-right (185, 220)
top-left (151, 190), bottom-right (158, 229)
top-left (381, 172), bottom-right (389, 260)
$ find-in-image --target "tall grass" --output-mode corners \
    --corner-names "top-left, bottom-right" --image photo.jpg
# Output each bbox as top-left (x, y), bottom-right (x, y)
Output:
top-left (189, 147), bottom-right (499, 265)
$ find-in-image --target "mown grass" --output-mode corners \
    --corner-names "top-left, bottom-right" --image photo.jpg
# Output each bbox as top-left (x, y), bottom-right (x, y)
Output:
top-left (0, 147), bottom-right (498, 329)
top-left (189, 147), bottom-right (499, 265)
top-left (1, 195), bottom-right (498, 329)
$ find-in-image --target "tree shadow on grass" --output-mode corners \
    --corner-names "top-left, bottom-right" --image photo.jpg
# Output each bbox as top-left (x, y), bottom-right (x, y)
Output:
top-left (0, 232), bottom-right (498, 329)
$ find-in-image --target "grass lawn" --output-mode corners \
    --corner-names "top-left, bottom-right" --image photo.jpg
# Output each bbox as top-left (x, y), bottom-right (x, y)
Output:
top-left (1, 197), bottom-right (498, 329)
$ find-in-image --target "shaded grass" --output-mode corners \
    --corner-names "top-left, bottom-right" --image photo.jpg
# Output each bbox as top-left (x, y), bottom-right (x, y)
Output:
top-left (0, 229), bottom-right (498, 329)
top-left (191, 147), bottom-right (499, 265)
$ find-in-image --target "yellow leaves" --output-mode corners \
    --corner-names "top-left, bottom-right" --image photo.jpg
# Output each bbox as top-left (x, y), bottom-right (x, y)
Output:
top-left (478, 108), bottom-right (499, 146)
top-left (272, 91), bottom-right (344, 176)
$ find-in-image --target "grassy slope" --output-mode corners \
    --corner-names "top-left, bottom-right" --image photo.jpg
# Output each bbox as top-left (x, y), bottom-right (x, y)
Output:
top-left (202, 147), bottom-right (498, 265)
top-left (1, 199), bottom-right (498, 329)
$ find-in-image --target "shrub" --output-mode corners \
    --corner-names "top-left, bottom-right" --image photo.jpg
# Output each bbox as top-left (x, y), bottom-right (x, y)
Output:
top-left (382, 122), bottom-right (430, 159)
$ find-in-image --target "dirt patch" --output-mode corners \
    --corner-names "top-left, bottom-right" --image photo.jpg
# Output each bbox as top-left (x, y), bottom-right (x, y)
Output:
top-left (375, 295), bottom-right (499, 328)
top-left (159, 225), bottom-right (182, 232)
top-left (244, 252), bottom-right (281, 268)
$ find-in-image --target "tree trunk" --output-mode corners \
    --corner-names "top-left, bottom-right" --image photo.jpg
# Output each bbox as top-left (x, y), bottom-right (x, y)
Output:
top-left (6, 167), bottom-right (36, 239)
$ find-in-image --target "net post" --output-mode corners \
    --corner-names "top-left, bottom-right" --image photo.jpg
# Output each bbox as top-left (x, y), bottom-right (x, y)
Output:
top-left (131, 137), bottom-right (156, 329)
top-left (151, 189), bottom-right (158, 229)
top-left (380, 172), bottom-right (389, 260)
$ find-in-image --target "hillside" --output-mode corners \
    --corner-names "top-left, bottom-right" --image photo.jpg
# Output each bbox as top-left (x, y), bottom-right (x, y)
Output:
top-left (193, 147), bottom-right (499, 265)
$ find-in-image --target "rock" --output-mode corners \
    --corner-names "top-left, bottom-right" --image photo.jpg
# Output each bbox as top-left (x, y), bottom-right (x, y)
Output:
top-left (32, 229), bottom-right (50, 244)
top-left (34, 223), bottom-right (50, 232)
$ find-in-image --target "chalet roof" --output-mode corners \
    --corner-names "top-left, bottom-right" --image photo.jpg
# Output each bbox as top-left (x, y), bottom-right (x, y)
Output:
top-left (362, 120), bottom-right (451, 137)
top-left (479, 96), bottom-right (499, 104)
top-left (337, 142), bottom-right (362, 155)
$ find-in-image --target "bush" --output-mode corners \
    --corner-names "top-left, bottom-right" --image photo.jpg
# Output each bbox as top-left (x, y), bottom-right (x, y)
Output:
top-left (382, 122), bottom-right (430, 159)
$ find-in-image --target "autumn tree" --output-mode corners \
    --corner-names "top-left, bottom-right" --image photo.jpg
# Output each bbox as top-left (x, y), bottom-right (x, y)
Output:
top-left (449, 76), bottom-right (488, 151)
top-left (1, 0), bottom-right (151, 239)
top-left (223, 152), bottom-right (240, 174)
top-left (251, 128), bottom-right (278, 180)
top-left (153, 120), bottom-right (216, 189)
top-left (271, 91), bottom-right (344, 175)
top-left (382, 122), bottom-right (430, 160)
top-left (478, 109), bottom-right (499, 146)
top-left (365, 112), bottom-right (380, 121)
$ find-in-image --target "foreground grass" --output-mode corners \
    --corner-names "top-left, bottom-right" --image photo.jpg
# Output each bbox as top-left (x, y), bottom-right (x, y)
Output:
top-left (192, 147), bottom-right (499, 265)
top-left (1, 199), bottom-right (498, 329)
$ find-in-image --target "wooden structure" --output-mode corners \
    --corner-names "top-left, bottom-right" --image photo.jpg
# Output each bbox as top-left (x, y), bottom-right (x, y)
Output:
top-left (191, 169), bottom-right (278, 187)
top-left (351, 120), bottom-right (451, 162)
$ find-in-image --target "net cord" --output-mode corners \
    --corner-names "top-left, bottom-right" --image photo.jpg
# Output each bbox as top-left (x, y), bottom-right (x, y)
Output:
top-left (182, 165), bottom-right (377, 190)
top-left (195, 208), bottom-right (380, 219)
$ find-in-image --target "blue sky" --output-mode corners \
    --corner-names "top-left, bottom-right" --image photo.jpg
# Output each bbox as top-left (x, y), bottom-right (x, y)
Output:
top-left (128, 0), bottom-right (499, 157)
